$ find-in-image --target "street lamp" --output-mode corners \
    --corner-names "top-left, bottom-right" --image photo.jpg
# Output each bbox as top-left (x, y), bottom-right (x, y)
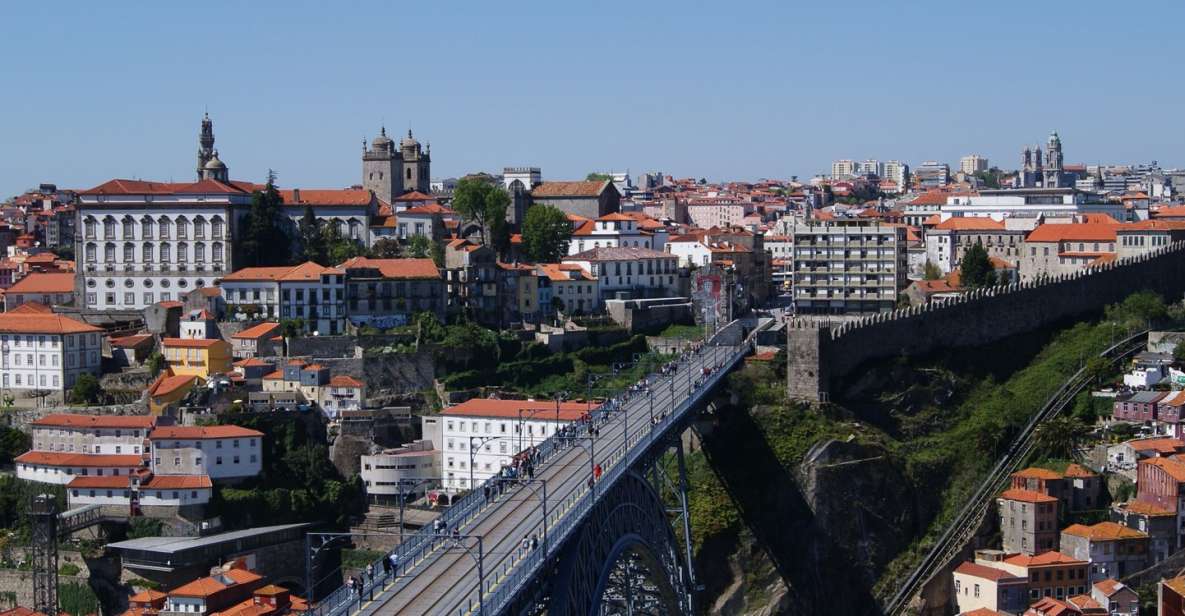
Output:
top-left (468, 435), bottom-right (511, 491)
top-left (393, 478), bottom-right (438, 545)
top-left (516, 407), bottom-right (553, 456)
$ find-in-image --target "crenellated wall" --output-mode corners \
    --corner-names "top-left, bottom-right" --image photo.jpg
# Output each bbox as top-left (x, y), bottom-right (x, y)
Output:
top-left (788, 242), bottom-right (1185, 401)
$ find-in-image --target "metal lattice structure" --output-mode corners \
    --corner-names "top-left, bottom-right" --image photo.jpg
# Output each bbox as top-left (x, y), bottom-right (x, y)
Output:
top-left (547, 470), bottom-right (689, 616)
top-left (29, 494), bottom-right (59, 616)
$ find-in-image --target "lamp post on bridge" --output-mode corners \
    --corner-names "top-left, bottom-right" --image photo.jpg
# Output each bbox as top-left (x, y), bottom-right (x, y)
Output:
top-left (394, 477), bottom-right (438, 545)
top-left (469, 435), bottom-right (512, 491)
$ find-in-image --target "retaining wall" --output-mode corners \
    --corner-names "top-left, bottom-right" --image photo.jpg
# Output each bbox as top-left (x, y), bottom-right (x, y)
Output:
top-left (788, 242), bottom-right (1185, 400)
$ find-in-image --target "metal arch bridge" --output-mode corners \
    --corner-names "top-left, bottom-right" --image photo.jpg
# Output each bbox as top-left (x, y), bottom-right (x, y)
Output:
top-left (306, 322), bottom-right (762, 616)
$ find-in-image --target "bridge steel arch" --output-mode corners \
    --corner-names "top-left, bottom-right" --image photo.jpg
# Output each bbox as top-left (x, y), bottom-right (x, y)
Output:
top-left (547, 469), bottom-right (690, 616)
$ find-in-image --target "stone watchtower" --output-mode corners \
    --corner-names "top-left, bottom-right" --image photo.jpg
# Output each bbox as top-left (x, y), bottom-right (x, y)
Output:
top-left (363, 127), bottom-right (399, 203)
top-left (787, 320), bottom-right (830, 402)
top-left (399, 129), bottom-right (431, 194)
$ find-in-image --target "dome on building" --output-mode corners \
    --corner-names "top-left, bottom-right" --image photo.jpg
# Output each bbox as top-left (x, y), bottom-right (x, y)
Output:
top-left (204, 154), bottom-right (227, 170)
top-left (371, 126), bottom-right (393, 150)
top-left (400, 129), bottom-right (419, 148)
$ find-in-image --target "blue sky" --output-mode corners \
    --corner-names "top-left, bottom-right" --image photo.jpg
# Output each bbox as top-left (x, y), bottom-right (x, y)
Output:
top-left (1, 0), bottom-right (1183, 196)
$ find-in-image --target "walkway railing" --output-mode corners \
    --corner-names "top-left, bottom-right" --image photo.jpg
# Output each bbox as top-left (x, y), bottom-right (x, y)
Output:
top-left (307, 321), bottom-right (760, 616)
top-left (883, 329), bottom-right (1149, 615)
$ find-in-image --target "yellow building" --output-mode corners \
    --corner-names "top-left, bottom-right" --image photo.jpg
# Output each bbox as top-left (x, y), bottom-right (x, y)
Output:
top-left (147, 372), bottom-right (203, 415)
top-left (161, 338), bottom-right (232, 378)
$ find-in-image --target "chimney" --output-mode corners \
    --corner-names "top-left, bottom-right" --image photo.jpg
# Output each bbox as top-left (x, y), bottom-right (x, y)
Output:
top-left (292, 188), bottom-right (301, 203)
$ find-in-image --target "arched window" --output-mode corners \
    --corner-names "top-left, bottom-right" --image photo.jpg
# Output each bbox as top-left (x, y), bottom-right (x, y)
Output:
top-left (142, 242), bottom-right (153, 262)
top-left (176, 242), bottom-right (188, 262)
top-left (211, 216), bottom-right (224, 239)
top-left (141, 216), bottom-right (153, 239)
top-left (85, 242), bottom-right (96, 263)
top-left (123, 242), bottom-right (134, 263)
top-left (194, 242), bottom-right (205, 263)
top-left (193, 216), bottom-right (206, 240)
top-left (160, 243), bottom-right (171, 262)
top-left (103, 216), bottom-right (116, 240)
top-left (406, 168), bottom-right (412, 181)
top-left (158, 217), bottom-right (171, 239)
top-left (122, 216), bottom-right (135, 239)
top-left (84, 217), bottom-right (96, 239)
top-left (175, 216), bottom-right (189, 240)
top-left (212, 242), bottom-right (223, 263)
top-left (349, 219), bottom-right (361, 240)
top-left (104, 242), bottom-right (115, 262)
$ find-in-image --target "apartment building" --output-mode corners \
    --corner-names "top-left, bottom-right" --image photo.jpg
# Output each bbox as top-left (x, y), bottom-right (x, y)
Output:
top-left (563, 246), bottom-right (680, 304)
top-left (789, 219), bottom-right (907, 314)
top-left (997, 551), bottom-right (1090, 602)
top-left (220, 262), bottom-right (346, 335)
top-left (360, 439), bottom-right (440, 506)
top-left (1059, 521), bottom-right (1149, 581)
top-left (148, 425), bottom-right (264, 481)
top-left (15, 414), bottom-right (159, 485)
top-left (338, 256), bottom-right (445, 327)
top-left (0, 312), bottom-right (103, 395)
top-left (1021, 223), bottom-right (1118, 281)
top-left (998, 488), bottom-right (1059, 555)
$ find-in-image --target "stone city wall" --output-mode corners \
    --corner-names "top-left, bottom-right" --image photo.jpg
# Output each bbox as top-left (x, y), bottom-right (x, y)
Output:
top-left (789, 242), bottom-right (1185, 401)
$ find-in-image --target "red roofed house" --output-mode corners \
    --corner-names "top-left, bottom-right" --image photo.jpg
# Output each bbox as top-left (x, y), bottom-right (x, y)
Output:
top-left (220, 262), bottom-right (346, 336)
top-left (148, 425), bottom-right (263, 481)
top-left (161, 564), bottom-right (264, 615)
top-left (122, 589), bottom-right (167, 616)
top-left (1109, 437), bottom-right (1185, 478)
top-left (1133, 456), bottom-right (1185, 552)
top-left (260, 359), bottom-right (366, 418)
top-left (997, 551), bottom-right (1090, 603)
top-left (998, 488), bottom-right (1059, 555)
top-left (2, 271), bottom-right (76, 310)
top-left (0, 311), bottom-right (103, 397)
top-left (923, 216), bottom-right (1025, 276)
top-left (16, 413), bottom-right (160, 485)
top-left (951, 560), bottom-right (1028, 615)
top-left (1020, 223), bottom-right (1118, 281)
top-left (338, 256), bottom-right (445, 326)
top-left (1058, 521), bottom-right (1149, 581)
top-left (1116, 219), bottom-right (1185, 260)
top-left (110, 333), bottom-right (156, 367)
top-left (147, 372), bottom-right (203, 415)
top-left (443, 239), bottom-right (500, 327)
top-left (161, 337), bottom-right (232, 379)
top-left (1160, 575), bottom-right (1185, 616)
top-left (435, 397), bottom-right (593, 490)
top-left (1023, 596), bottom-right (1084, 616)
top-left (1089, 578), bottom-right (1138, 615)
top-left (230, 322), bottom-right (281, 359)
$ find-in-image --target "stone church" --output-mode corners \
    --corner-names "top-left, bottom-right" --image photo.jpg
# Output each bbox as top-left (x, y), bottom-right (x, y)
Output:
top-left (362, 127), bottom-right (432, 202)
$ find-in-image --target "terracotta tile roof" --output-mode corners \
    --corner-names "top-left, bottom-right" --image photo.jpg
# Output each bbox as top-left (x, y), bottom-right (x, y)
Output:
top-left (393, 190), bottom-right (435, 202)
top-left (148, 374), bottom-right (200, 398)
top-left (1013, 467), bottom-right (1063, 480)
top-left (1119, 500), bottom-right (1175, 516)
top-left (1126, 437), bottom-right (1185, 453)
top-left (222, 261), bottom-right (341, 282)
top-left (262, 370), bottom-right (284, 380)
top-left (79, 178), bottom-right (250, 196)
top-left (199, 287), bottom-right (222, 297)
top-left (1162, 576), bottom-right (1185, 598)
top-left (953, 561), bottom-right (1024, 582)
top-left (999, 488), bottom-right (1057, 503)
top-left (933, 217), bottom-right (1004, 231)
top-left (338, 256), bottom-right (441, 280)
top-left (1118, 220), bottom-right (1185, 231)
top-left (15, 451), bottom-right (144, 467)
top-left (6, 272), bottom-right (75, 294)
top-left (145, 474), bottom-right (213, 489)
top-left (169, 568), bottom-right (262, 598)
top-left (960, 609), bottom-right (1005, 616)
top-left (162, 338), bottom-right (228, 349)
top-left (231, 322), bottom-right (281, 340)
top-left (1142, 456), bottom-right (1185, 482)
top-left (158, 300), bottom-right (184, 309)
top-left (1066, 594), bottom-right (1103, 610)
top-left (1152, 206), bottom-right (1185, 219)
top-left (233, 357), bottom-right (273, 368)
top-left (1061, 521), bottom-right (1147, 541)
top-left (328, 375), bottom-right (364, 388)
top-left (128, 590), bottom-right (167, 603)
top-left (110, 334), bottom-right (154, 348)
top-left (32, 413), bottom-right (156, 429)
top-left (401, 203), bottom-right (452, 215)
top-left (0, 313), bottom-right (101, 334)
top-left (1092, 578), bottom-right (1128, 597)
top-left (537, 263), bottom-right (595, 282)
top-left (8, 302), bottom-right (53, 314)
top-left (531, 180), bottom-right (612, 198)
top-left (1062, 463), bottom-right (1097, 478)
top-left (1026, 223), bottom-right (1118, 243)
top-left (278, 189), bottom-right (372, 207)
top-left (1002, 550), bottom-right (1085, 567)
top-left (150, 425), bottom-right (263, 440)
top-left (906, 190), bottom-right (958, 206)
top-left (909, 279), bottom-right (962, 294)
top-left (67, 475), bottom-right (131, 489)
top-left (442, 398), bottom-right (592, 421)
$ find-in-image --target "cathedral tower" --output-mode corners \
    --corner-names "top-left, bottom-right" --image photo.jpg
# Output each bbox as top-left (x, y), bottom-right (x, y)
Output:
top-left (363, 126), bottom-right (399, 203)
top-left (197, 113), bottom-right (216, 180)
top-left (1044, 131), bottom-right (1064, 188)
top-left (399, 129), bottom-right (431, 194)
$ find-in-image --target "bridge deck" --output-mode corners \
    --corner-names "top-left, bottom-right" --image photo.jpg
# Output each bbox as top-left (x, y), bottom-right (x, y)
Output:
top-left (317, 342), bottom-right (745, 616)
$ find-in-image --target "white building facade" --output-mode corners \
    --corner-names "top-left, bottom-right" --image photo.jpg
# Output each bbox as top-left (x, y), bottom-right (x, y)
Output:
top-left (0, 313), bottom-right (103, 394)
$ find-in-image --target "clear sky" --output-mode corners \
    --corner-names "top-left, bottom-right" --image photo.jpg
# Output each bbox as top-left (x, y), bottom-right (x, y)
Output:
top-left (2, 0), bottom-right (1183, 197)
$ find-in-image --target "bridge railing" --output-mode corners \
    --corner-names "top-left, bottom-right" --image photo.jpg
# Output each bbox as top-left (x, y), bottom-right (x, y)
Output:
top-left (479, 329), bottom-right (757, 614)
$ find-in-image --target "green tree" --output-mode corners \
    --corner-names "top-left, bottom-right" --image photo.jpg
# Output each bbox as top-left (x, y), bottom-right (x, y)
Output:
top-left (450, 177), bottom-right (510, 247)
top-left (407, 235), bottom-right (433, 258)
top-left (240, 171), bottom-right (291, 267)
top-left (146, 351), bottom-right (165, 377)
top-left (321, 223), bottom-right (364, 265)
top-left (521, 205), bottom-right (572, 262)
top-left (1174, 341), bottom-right (1185, 365)
top-left (959, 241), bottom-right (995, 288)
top-left (923, 260), bottom-right (942, 281)
top-left (429, 240), bottom-right (444, 267)
top-left (585, 173), bottom-right (612, 182)
top-left (368, 238), bottom-right (402, 259)
top-left (0, 427), bottom-right (29, 465)
top-left (298, 204), bottom-right (327, 264)
top-left (1034, 416), bottom-right (1090, 460)
top-left (279, 318), bottom-right (305, 338)
top-left (70, 374), bottom-right (101, 405)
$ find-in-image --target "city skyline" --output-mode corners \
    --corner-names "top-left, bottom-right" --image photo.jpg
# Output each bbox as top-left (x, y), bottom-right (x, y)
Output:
top-left (2, 0), bottom-right (1184, 197)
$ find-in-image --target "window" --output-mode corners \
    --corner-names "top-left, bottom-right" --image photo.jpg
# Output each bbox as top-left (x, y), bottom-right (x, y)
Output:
top-left (216, 456), bottom-right (223, 465)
